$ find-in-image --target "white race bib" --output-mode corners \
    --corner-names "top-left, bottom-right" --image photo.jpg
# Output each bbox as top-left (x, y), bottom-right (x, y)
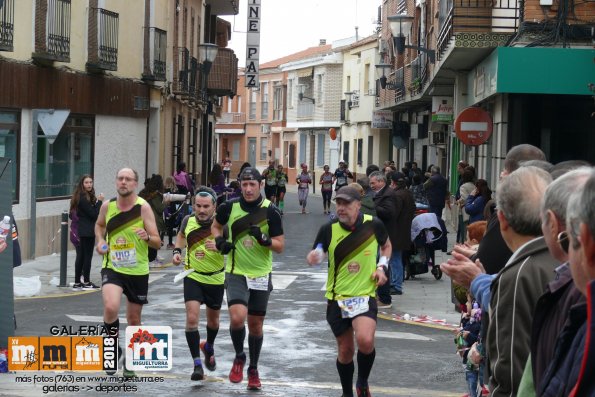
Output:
top-left (246, 275), bottom-right (269, 291)
top-left (110, 242), bottom-right (137, 268)
top-left (337, 177), bottom-right (346, 185)
top-left (337, 296), bottom-right (370, 319)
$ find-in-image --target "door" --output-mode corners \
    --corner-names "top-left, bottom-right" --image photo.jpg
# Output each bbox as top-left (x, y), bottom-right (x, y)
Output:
top-left (248, 138), bottom-right (256, 166)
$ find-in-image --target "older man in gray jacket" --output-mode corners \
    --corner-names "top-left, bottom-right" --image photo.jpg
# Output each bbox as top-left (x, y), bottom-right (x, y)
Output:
top-left (442, 166), bottom-right (556, 397)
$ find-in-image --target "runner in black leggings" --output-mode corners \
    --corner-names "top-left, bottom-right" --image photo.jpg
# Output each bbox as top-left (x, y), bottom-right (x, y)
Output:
top-left (319, 165), bottom-right (334, 214)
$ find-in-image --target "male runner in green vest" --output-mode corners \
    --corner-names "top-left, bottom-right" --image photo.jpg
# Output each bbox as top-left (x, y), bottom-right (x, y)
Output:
top-left (307, 185), bottom-right (391, 397)
top-left (211, 167), bottom-right (284, 390)
top-left (172, 186), bottom-right (224, 381)
top-left (262, 160), bottom-right (278, 203)
top-left (95, 167), bottom-right (161, 377)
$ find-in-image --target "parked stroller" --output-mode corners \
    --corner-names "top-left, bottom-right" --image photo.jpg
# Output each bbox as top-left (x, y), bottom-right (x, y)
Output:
top-left (405, 206), bottom-right (443, 280)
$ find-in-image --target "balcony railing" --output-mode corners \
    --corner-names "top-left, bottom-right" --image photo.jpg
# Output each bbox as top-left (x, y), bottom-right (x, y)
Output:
top-left (143, 27), bottom-right (166, 81)
top-left (393, 67), bottom-right (406, 103)
top-left (218, 112), bottom-right (246, 124)
top-left (87, 7), bottom-right (118, 71)
top-left (33, 0), bottom-right (71, 63)
top-left (189, 57), bottom-right (198, 98)
top-left (437, 0), bottom-right (520, 59)
top-left (207, 48), bottom-right (238, 97)
top-left (297, 101), bottom-right (314, 119)
top-left (0, 0), bottom-right (15, 51)
top-left (173, 47), bottom-right (189, 94)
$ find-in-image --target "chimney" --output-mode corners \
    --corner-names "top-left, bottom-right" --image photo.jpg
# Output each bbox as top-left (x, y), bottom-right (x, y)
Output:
top-left (319, 39), bottom-right (326, 46)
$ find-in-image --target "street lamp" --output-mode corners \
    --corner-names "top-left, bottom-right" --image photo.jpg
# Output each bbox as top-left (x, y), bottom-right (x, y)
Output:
top-left (388, 14), bottom-right (435, 63)
top-left (375, 63), bottom-right (402, 90)
top-left (344, 91), bottom-right (354, 109)
top-left (198, 42), bottom-right (219, 75)
top-left (297, 84), bottom-right (315, 104)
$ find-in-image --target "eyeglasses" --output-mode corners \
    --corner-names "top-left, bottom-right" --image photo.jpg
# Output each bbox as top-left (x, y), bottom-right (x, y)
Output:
top-left (557, 231), bottom-right (569, 254)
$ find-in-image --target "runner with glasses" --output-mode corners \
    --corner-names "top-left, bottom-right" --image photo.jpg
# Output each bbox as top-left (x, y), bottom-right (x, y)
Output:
top-left (172, 186), bottom-right (224, 381)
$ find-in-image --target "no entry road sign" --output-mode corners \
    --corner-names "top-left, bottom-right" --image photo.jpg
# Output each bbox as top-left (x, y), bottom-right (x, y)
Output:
top-left (454, 107), bottom-right (493, 146)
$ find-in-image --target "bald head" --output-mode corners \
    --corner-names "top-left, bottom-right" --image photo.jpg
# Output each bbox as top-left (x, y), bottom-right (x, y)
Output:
top-left (503, 144), bottom-right (546, 175)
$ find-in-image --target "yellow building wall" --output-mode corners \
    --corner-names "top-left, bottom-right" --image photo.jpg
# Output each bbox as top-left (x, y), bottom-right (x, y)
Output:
top-left (10, 0), bottom-right (34, 61)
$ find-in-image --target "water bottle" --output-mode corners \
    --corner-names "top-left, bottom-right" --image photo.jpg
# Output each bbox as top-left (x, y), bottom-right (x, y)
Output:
top-left (312, 243), bottom-right (324, 266)
top-left (0, 215), bottom-right (10, 242)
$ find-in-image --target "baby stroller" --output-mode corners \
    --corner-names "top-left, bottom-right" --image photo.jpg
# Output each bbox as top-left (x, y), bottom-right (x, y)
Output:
top-left (405, 207), bottom-right (443, 280)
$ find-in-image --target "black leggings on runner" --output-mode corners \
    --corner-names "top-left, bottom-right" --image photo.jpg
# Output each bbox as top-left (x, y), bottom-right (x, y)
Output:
top-left (322, 190), bottom-right (332, 210)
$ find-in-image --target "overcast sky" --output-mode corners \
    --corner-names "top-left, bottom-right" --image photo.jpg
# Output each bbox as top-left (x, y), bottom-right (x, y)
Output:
top-left (221, 0), bottom-right (382, 67)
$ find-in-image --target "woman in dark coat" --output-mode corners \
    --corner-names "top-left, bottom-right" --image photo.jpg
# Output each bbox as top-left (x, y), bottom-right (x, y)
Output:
top-left (70, 174), bottom-right (103, 290)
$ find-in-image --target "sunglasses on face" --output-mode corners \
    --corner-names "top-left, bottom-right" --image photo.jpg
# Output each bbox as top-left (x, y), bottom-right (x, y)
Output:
top-left (557, 231), bottom-right (569, 254)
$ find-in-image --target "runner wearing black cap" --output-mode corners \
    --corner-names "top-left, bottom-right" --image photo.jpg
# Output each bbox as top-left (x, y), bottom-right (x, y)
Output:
top-left (211, 167), bottom-right (284, 391)
top-left (306, 186), bottom-right (391, 397)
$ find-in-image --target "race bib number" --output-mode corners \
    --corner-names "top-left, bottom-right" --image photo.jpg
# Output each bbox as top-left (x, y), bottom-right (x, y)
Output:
top-left (337, 177), bottom-right (346, 185)
top-left (110, 242), bottom-right (137, 268)
top-left (266, 179), bottom-right (277, 186)
top-left (323, 183), bottom-right (332, 190)
top-left (299, 183), bottom-right (309, 189)
top-left (278, 179), bottom-right (286, 187)
top-left (337, 296), bottom-right (370, 319)
top-left (246, 275), bottom-right (269, 291)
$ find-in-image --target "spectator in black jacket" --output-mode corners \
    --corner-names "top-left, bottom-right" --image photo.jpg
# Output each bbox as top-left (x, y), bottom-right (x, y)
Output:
top-left (70, 174), bottom-right (103, 290)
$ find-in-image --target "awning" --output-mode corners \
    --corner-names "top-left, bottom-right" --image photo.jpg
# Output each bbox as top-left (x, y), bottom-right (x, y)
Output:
top-left (215, 129), bottom-right (244, 134)
top-left (296, 67), bottom-right (313, 78)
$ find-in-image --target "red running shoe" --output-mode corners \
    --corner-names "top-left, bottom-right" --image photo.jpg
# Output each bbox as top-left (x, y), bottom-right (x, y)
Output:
top-left (247, 367), bottom-right (262, 390)
top-left (229, 355), bottom-right (245, 383)
top-left (200, 341), bottom-right (216, 371)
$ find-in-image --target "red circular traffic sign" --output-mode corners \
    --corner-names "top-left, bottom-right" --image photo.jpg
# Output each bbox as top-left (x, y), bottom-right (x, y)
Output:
top-left (454, 107), bottom-right (493, 146)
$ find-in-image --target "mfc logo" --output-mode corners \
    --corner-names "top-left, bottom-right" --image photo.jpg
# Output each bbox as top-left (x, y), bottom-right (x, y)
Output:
top-left (125, 326), bottom-right (172, 371)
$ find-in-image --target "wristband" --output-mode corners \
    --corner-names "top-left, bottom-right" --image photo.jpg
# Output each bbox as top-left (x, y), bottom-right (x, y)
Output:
top-left (172, 248), bottom-right (182, 256)
top-left (378, 256), bottom-right (388, 267)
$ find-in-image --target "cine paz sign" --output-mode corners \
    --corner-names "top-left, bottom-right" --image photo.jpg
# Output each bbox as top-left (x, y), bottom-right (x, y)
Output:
top-left (245, 0), bottom-right (261, 88)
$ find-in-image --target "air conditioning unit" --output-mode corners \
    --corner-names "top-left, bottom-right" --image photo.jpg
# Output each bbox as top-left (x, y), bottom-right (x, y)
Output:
top-left (430, 131), bottom-right (447, 145)
top-left (261, 124), bottom-right (271, 134)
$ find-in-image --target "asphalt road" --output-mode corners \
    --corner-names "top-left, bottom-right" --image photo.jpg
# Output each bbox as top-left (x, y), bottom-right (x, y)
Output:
top-left (7, 192), bottom-right (466, 397)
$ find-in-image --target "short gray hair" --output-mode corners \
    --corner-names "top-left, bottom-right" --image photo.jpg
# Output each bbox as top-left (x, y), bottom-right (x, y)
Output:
top-left (369, 171), bottom-right (386, 184)
top-left (497, 166), bottom-right (552, 236)
top-left (566, 168), bottom-right (595, 247)
top-left (541, 167), bottom-right (591, 224)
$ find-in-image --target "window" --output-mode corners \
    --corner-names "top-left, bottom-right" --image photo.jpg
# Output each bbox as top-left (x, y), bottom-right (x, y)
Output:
top-left (0, 0), bottom-right (15, 51)
top-left (367, 136), bottom-right (374, 166)
top-left (227, 97), bottom-right (232, 113)
top-left (260, 82), bottom-right (269, 119)
top-left (249, 89), bottom-right (257, 120)
top-left (288, 143), bottom-right (296, 168)
top-left (232, 140), bottom-right (240, 161)
top-left (300, 133), bottom-right (307, 165)
top-left (364, 63), bottom-right (371, 94)
top-left (0, 110), bottom-right (20, 202)
top-left (343, 141), bottom-right (349, 163)
top-left (357, 138), bottom-right (363, 166)
top-left (287, 79), bottom-right (293, 108)
top-left (316, 74), bottom-right (323, 104)
top-left (260, 137), bottom-right (268, 161)
top-left (273, 84), bottom-right (283, 120)
top-left (317, 134), bottom-right (325, 167)
top-left (36, 115), bottom-right (94, 199)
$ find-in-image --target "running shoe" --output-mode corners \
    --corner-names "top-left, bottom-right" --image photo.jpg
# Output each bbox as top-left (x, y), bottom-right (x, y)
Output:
top-left (377, 301), bottom-right (392, 309)
top-left (356, 382), bottom-right (371, 397)
top-left (247, 367), bottom-right (262, 390)
top-left (82, 282), bottom-right (100, 290)
top-left (191, 360), bottom-right (205, 381)
top-left (200, 341), bottom-right (216, 371)
top-left (72, 283), bottom-right (83, 290)
top-left (229, 354), bottom-right (246, 383)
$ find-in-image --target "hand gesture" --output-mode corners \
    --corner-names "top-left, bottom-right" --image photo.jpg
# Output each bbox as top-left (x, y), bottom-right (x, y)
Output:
top-left (372, 267), bottom-right (387, 286)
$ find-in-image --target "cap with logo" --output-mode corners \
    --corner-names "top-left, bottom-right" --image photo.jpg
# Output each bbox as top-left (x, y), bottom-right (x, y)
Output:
top-left (335, 186), bottom-right (361, 203)
top-left (239, 167), bottom-right (262, 182)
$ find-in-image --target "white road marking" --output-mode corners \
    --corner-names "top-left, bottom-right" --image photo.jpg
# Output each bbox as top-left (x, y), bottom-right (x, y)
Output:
top-left (375, 330), bottom-right (434, 341)
top-left (271, 274), bottom-right (297, 289)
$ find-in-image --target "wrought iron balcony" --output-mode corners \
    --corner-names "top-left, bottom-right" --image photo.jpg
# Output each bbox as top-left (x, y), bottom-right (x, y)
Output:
top-left (206, 48), bottom-right (238, 97)
top-left (32, 0), bottom-right (71, 63)
top-left (143, 27), bottom-right (166, 81)
top-left (0, 0), bottom-right (15, 51)
top-left (87, 7), bottom-right (119, 72)
top-left (189, 57), bottom-right (198, 99)
top-left (218, 112), bottom-right (246, 124)
top-left (173, 47), bottom-right (190, 95)
top-left (437, 0), bottom-right (520, 60)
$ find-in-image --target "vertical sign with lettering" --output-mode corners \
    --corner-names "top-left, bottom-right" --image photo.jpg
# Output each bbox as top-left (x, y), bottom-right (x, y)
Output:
top-left (245, 0), bottom-right (261, 88)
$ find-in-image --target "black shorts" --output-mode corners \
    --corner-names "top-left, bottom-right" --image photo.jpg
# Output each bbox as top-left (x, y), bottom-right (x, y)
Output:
top-left (225, 272), bottom-right (272, 316)
top-left (101, 268), bottom-right (149, 305)
top-left (183, 277), bottom-right (225, 310)
top-left (264, 185), bottom-right (277, 199)
top-left (276, 187), bottom-right (286, 195)
top-left (326, 297), bottom-right (378, 337)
